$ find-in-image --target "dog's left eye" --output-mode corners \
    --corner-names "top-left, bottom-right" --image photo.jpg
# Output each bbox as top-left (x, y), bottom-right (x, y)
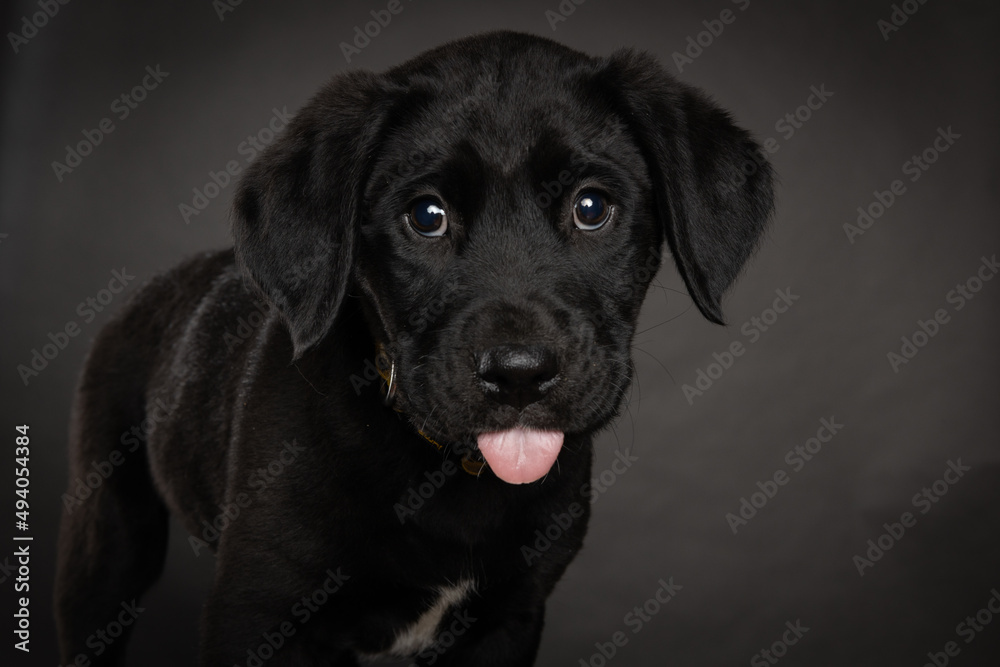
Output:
top-left (407, 198), bottom-right (448, 237)
top-left (572, 191), bottom-right (612, 231)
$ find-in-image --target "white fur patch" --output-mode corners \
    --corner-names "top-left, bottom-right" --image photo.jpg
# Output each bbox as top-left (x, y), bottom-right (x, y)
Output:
top-left (362, 580), bottom-right (474, 660)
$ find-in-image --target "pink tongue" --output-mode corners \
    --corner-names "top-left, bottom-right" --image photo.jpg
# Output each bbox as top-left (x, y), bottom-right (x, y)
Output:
top-left (476, 429), bottom-right (564, 484)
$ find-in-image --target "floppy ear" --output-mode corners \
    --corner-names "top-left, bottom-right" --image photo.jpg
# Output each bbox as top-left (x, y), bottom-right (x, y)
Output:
top-left (232, 71), bottom-right (388, 358)
top-left (602, 49), bottom-right (775, 324)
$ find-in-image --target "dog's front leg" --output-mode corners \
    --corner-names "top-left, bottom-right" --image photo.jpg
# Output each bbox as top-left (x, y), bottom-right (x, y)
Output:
top-left (197, 550), bottom-right (357, 667)
top-left (198, 589), bottom-right (322, 667)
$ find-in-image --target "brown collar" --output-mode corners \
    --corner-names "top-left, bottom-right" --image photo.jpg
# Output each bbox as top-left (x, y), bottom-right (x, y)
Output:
top-left (374, 343), bottom-right (485, 476)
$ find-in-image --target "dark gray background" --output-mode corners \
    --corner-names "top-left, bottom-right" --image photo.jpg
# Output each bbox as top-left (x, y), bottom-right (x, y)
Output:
top-left (2, 0), bottom-right (999, 665)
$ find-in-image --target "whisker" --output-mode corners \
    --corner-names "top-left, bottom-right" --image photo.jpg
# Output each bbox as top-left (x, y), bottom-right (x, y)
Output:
top-left (631, 345), bottom-right (676, 386)
top-left (635, 300), bottom-right (695, 336)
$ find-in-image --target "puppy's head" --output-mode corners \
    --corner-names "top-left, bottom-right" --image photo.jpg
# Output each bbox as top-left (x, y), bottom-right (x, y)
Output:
top-left (233, 32), bottom-right (774, 484)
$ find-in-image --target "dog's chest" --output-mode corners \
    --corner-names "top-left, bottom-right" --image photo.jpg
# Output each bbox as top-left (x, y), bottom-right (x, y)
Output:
top-left (362, 580), bottom-right (474, 660)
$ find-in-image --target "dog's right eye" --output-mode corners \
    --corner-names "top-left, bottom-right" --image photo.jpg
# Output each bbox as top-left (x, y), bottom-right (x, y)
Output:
top-left (407, 198), bottom-right (448, 237)
top-left (572, 191), bottom-right (612, 231)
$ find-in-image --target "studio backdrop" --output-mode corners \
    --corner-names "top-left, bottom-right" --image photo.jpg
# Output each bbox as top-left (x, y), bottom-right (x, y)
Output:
top-left (1, 0), bottom-right (998, 665)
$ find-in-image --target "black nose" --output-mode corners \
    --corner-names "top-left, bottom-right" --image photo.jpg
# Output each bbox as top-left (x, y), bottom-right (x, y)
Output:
top-left (477, 344), bottom-right (559, 409)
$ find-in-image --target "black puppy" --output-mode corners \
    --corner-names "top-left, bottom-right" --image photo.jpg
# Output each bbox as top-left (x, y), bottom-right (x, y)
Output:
top-left (55, 31), bottom-right (773, 666)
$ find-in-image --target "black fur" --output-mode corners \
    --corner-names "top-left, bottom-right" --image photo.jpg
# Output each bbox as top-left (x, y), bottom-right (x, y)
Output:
top-left (55, 31), bottom-right (773, 666)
